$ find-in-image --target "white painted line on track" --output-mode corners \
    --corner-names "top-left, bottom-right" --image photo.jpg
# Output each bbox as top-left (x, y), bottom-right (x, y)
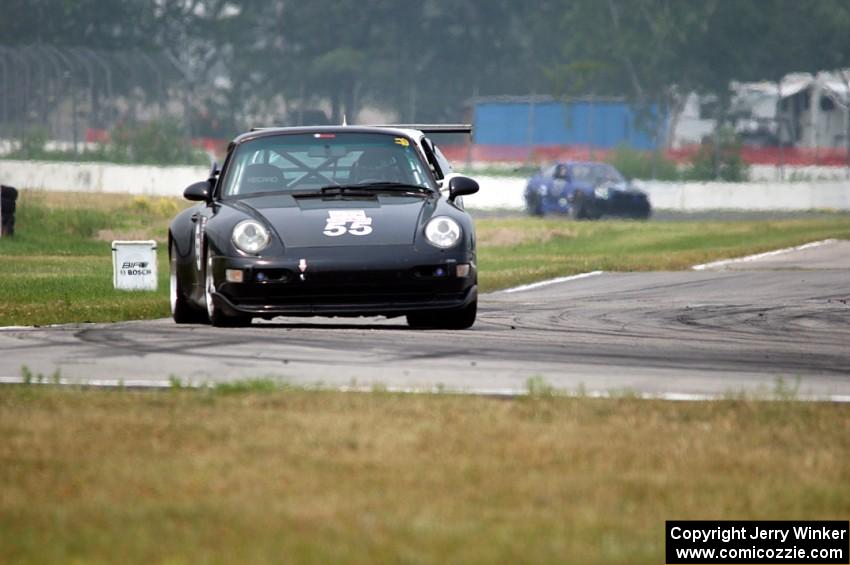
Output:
top-left (500, 270), bottom-right (604, 294)
top-left (0, 323), bottom-right (77, 331)
top-left (691, 239), bottom-right (838, 271)
top-left (2, 376), bottom-right (849, 403)
top-left (0, 376), bottom-right (176, 388)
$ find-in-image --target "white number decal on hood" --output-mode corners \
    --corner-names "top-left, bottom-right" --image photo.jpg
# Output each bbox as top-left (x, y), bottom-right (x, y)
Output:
top-left (323, 210), bottom-right (373, 237)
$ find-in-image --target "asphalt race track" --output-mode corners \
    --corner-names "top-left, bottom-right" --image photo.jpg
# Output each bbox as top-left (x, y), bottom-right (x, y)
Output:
top-left (2, 241), bottom-right (849, 398)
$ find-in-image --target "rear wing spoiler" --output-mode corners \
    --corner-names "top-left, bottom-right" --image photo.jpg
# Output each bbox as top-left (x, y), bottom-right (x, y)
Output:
top-left (376, 124), bottom-right (472, 135)
top-left (249, 124), bottom-right (473, 134)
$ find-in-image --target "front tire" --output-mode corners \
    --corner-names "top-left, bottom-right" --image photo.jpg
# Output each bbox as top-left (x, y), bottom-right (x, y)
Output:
top-left (170, 240), bottom-right (207, 324)
top-left (526, 191), bottom-right (544, 216)
top-left (407, 299), bottom-right (477, 330)
top-left (568, 192), bottom-right (586, 220)
top-left (635, 203), bottom-right (652, 220)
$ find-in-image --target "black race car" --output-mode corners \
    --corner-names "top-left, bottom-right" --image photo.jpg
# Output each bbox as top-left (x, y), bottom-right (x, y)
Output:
top-left (169, 125), bottom-right (480, 329)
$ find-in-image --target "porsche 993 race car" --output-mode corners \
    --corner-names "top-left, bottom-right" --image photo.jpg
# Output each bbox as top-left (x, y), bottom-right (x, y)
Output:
top-left (169, 125), bottom-right (480, 329)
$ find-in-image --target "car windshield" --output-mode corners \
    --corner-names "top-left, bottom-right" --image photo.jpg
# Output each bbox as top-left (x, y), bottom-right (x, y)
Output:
top-left (570, 163), bottom-right (625, 184)
top-left (221, 132), bottom-right (436, 197)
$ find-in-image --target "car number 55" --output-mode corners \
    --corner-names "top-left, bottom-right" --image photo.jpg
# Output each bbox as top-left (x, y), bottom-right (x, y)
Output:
top-left (324, 220), bottom-right (373, 236)
top-left (323, 211), bottom-right (373, 236)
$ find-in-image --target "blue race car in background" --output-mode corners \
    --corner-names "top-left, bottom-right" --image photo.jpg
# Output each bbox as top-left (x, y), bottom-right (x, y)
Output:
top-left (524, 161), bottom-right (651, 219)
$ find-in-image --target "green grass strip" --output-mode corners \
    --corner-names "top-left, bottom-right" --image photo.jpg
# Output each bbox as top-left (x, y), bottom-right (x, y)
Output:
top-left (2, 192), bottom-right (850, 325)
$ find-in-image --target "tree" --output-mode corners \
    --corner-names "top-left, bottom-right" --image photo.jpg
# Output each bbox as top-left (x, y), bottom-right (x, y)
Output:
top-left (543, 0), bottom-right (850, 151)
top-left (545, 0), bottom-right (718, 147)
top-left (6, 0), bottom-right (850, 141)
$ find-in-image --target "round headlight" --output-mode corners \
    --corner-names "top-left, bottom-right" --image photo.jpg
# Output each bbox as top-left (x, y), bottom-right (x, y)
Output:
top-left (232, 220), bottom-right (270, 254)
top-left (424, 216), bottom-right (461, 249)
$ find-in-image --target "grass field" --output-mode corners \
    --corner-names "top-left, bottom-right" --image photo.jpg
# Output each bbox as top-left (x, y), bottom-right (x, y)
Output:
top-left (2, 194), bottom-right (848, 564)
top-left (2, 190), bottom-right (850, 326)
top-left (0, 192), bottom-right (179, 326)
top-left (0, 385), bottom-right (847, 564)
top-left (476, 215), bottom-right (850, 290)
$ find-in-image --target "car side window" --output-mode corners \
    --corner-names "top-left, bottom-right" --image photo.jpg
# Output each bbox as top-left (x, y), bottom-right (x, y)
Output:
top-left (571, 164), bottom-right (593, 182)
top-left (420, 137), bottom-right (444, 180)
top-left (432, 143), bottom-right (454, 177)
top-left (599, 164), bottom-right (625, 183)
top-left (213, 144), bottom-right (236, 197)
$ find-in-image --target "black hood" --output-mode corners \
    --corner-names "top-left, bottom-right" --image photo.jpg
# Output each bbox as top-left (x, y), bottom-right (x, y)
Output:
top-left (229, 193), bottom-right (435, 248)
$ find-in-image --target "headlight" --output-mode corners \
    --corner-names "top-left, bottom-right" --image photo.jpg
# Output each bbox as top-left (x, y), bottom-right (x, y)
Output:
top-left (424, 216), bottom-right (462, 249)
top-left (594, 186), bottom-right (610, 199)
top-left (232, 220), bottom-right (270, 254)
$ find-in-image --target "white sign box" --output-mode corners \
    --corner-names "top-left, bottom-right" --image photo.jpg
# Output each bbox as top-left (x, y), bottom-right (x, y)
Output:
top-left (112, 240), bottom-right (158, 291)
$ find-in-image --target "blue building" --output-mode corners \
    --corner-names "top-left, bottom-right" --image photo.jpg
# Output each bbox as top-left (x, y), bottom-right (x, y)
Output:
top-left (472, 96), bottom-right (663, 150)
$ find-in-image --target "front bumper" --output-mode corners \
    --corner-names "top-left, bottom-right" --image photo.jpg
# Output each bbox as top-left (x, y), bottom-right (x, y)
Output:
top-left (602, 192), bottom-right (651, 216)
top-left (209, 248), bottom-right (477, 318)
top-left (539, 192), bottom-right (650, 217)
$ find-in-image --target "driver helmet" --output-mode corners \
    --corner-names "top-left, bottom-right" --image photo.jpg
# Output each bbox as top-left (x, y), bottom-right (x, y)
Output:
top-left (352, 147), bottom-right (404, 183)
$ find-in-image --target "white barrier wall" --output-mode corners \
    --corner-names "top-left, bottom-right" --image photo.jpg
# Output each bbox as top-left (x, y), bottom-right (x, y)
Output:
top-left (637, 180), bottom-right (850, 211)
top-left (464, 175), bottom-right (850, 211)
top-left (0, 159), bottom-right (208, 196)
top-left (1, 160), bottom-right (849, 211)
top-left (463, 175), bottom-right (527, 210)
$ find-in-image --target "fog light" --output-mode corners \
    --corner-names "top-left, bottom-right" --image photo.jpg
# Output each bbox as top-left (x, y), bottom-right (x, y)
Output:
top-left (225, 269), bottom-right (244, 283)
top-left (456, 263), bottom-right (470, 277)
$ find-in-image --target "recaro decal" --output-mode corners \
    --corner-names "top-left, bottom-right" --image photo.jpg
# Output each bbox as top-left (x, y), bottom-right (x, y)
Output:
top-left (323, 210), bottom-right (373, 236)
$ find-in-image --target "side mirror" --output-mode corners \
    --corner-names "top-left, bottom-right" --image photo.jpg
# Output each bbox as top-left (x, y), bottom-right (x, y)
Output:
top-left (448, 175), bottom-right (479, 201)
top-left (184, 180), bottom-right (211, 202)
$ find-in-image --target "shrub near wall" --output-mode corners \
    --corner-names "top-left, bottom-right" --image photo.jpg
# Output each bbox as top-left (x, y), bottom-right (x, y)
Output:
top-left (606, 130), bottom-right (750, 182)
top-left (3, 121), bottom-right (209, 166)
top-left (684, 128), bottom-right (750, 182)
top-left (605, 145), bottom-right (679, 181)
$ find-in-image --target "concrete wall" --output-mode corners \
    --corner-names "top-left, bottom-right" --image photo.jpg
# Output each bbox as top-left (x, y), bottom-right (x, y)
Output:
top-left (2, 160), bottom-right (848, 211)
top-left (637, 180), bottom-right (850, 211)
top-left (0, 159), bottom-right (208, 197)
top-left (464, 175), bottom-right (850, 211)
top-left (464, 176), bottom-right (527, 210)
